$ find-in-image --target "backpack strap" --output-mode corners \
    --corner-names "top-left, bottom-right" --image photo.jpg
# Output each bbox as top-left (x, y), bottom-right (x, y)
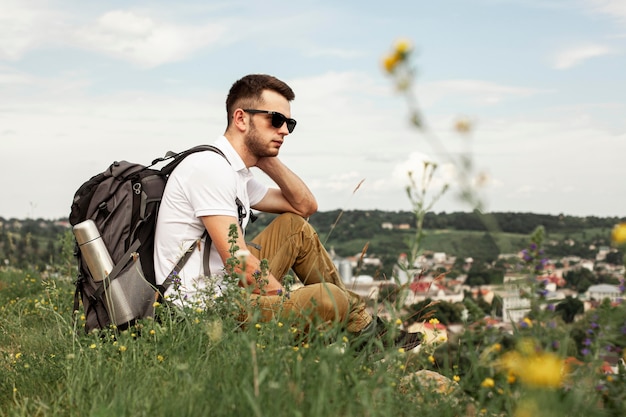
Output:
top-left (156, 145), bottom-right (226, 176)
top-left (160, 234), bottom-right (207, 293)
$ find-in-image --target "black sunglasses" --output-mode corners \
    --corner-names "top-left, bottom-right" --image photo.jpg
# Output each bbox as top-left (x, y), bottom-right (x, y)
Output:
top-left (243, 109), bottom-right (297, 133)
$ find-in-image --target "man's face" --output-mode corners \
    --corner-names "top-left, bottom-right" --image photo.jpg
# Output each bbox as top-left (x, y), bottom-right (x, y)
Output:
top-left (244, 90), bottom-right (292, 158)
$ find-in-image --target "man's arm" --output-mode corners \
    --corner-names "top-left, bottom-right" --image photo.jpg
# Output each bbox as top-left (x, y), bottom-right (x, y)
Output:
top-left (201, 215), bottom-right (284, 294)
top-left (253, 156), bottom-right (317, 217)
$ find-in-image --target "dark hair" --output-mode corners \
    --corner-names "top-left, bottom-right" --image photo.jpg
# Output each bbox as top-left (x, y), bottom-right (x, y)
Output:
top-left (225, 74), bottom-right (295, 125)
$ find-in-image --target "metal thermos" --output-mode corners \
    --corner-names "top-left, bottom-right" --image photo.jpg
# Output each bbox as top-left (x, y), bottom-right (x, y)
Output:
top-left (73, 219), bottom-right (114, 282)
top-left (73, 220), bottom-right (134, 325)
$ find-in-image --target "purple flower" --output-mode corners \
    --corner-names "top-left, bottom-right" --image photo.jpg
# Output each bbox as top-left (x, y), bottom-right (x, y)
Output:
top-left (591, 322), bottom-right (599, 329)
top-left (547, 303), bottom-right (555, 312)
top-left (581, 348), bottom-right (591, 356)
top-left (552, 340), bottom-right (560, 350)
top-left (583, 338), bottom-right (592, 346)
top-left (530, 243), bottom-right (537, 250)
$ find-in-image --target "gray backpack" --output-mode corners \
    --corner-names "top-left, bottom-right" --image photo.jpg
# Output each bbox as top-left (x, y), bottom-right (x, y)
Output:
top-left (68, 145), bottom-right (244, 333)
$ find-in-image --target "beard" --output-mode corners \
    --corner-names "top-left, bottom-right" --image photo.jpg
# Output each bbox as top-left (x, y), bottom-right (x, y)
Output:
top-left (245, 119), bottom-right (280, 158)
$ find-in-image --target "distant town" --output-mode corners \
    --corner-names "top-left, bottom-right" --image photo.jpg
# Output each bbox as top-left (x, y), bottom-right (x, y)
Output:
top-left (1, 212), bottom-right (624, 356)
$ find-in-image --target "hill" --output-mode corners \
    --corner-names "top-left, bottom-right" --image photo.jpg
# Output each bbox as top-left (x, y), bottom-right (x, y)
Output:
top-left (0, 211), bottom-right (623, 273)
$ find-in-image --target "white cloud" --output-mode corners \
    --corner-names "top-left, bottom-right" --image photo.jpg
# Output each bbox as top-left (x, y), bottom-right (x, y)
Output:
top-left (73, 10), bottom-right (227, 68)
top-left (0, 66), bottom-right (34, 85)
top-left (0, 1), bottom-right (64, 61)
top-left (419, 80), bottom-right (551, 107)
top-left (585, 0), bottom-right (626, 24)
top-left (391, 152), bottom-right (456, 190)
top-left (0, 2), bottom-right (230, 68)
top-left (552, 43), bottom-right (615, 69)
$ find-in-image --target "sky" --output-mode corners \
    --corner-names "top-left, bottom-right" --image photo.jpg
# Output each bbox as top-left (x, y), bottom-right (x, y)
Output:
top-left (1, 0), bottom-right (625, 220)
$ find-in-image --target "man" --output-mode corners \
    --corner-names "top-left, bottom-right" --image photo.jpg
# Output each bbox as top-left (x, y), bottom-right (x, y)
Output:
top-left (154, 74), bottom-right (421, 350)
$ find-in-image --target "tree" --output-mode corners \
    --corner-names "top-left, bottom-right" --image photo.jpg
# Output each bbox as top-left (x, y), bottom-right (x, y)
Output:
top-left (555, 296), bottom-right (584, 323)
top-left (563, 268), bottom-right (596, 293)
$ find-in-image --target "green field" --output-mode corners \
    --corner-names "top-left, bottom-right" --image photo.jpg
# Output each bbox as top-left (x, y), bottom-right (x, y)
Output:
top-left (1, 263), bottom-right (625, 416)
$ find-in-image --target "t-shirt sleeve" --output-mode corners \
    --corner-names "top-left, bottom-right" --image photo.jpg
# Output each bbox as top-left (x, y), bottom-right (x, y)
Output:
top-left (247, 177), bottom-right (268, 207)
top-left (179, 153), bottom-right (240, 219)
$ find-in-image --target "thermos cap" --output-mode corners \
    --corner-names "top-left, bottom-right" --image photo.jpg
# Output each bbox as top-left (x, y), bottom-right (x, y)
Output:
top-left (73, 219), bottom-right (101, 245)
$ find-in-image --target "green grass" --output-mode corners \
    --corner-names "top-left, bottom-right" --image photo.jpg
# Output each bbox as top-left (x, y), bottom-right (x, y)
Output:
top-left (1, 267), bottom-right (625, 417)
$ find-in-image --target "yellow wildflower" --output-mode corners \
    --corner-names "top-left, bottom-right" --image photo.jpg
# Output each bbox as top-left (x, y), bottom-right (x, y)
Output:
top-left (481, 378), bottom-right (495, 388)
top-left (499, 351), bottom-right (567, 388)
top-left (383, 54), bottom-right (401, 73)
top-left (149, 329), bottom-right (156, 336)
top-left (398, 348), bottom-right (405, 354)
top-left (89, 343), bottom-right (96, 349)
top-left (429, 318), bottom-right (440, 325)
top-left (157, 355), bottom-right (164, 363)
top-left (428, 355), bottom-right (435, 364)
top-left (278, 322), bottom-right (284, 327)
top-left (14, 352), bottom-right (22, 360)
top-left (507, 372), bottom-right (517, 384)
top-left (255, 323), bottom-right (262, 329)
top-left (119, 345), bottom-right (127, 352)
top-left (453, 375), bottom-right (461, 382)
top-left (454, 118), bottom-right (472, 134)
top-left (611, 223), bottom-right (626, 244)
top-left (395, 318), bottom-right (402, 326)
top-left (394, 38), bottom-right (412, 54)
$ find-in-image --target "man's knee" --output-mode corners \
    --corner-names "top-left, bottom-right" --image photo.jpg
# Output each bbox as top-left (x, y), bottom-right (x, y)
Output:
top-left (312, 283), bottom-right (349, 321)
top-left (273, 213), bottom-right (314, 236)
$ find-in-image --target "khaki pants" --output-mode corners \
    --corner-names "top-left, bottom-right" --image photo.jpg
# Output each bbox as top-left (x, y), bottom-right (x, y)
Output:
top-left (245, 213), bottom-right (372, 333)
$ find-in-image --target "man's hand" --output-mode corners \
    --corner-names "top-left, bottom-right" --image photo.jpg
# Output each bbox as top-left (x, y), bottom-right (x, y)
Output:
top-left (253, 157), bottom-right (318, 217)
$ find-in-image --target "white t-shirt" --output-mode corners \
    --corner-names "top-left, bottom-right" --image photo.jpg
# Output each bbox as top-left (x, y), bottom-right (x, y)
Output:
top-left (153, 136), bottom-right (268, 300)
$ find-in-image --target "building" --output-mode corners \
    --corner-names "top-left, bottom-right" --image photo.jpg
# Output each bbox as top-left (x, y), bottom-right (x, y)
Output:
top-left (585, 284), bottom-right (622, 303)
